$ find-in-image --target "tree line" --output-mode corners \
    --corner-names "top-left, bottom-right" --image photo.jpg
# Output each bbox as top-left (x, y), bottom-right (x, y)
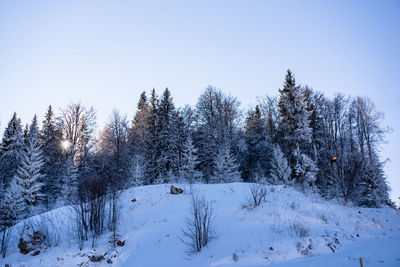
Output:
top-left (0, 70), bottom-right (392, 255)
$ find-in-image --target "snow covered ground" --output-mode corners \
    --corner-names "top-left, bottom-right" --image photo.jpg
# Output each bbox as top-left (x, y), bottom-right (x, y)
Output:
top-left (1, 183), bottom-right (400, 266)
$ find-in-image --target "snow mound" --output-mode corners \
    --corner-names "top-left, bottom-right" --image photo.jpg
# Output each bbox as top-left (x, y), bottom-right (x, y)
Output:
top-left (1, 183), bottom-right (400, 266)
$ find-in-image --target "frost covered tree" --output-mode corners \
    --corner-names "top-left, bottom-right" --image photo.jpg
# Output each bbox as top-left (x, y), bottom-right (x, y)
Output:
top-left (269, 144), bottom-right (292, 185)
top-left (293, 148), bottom-right (318, 190)
top-left (156, 88), bottom-right (179, 180)
top-left (13, 115), bottom-right (45, 217)
top-left (146, 88), bottom-right (161, 183)
top-left (129, 155), bottom-right (146, 186)
top-left (278, 70), bottom-right (312, 169)
top-left (195, 86), bottom-right (241, 182)
top-left (180, 135), bottom-right (202, 187)
top-left (243, 105), bottom-right (268, 181)
top-left (129, 91), bottom-right (151, 156)
top-left (0, 113), bottom-right (25, 187)
top-left (61, 156), bottom-right (79, 204)
top-left (61, 103), bottom-right (96, 177)
top-left (0, 182), bottom-right (21, 258)
top-left (211, 144), bottom-right (241, 183)
top-left (40, 105), bottom-right (64, 207)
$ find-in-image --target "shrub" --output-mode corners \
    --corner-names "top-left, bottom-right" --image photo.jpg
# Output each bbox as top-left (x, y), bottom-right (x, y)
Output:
top-left (248, 183), bottom-right (267, 208)
top-left (181, 194), bottom-right (215, 254)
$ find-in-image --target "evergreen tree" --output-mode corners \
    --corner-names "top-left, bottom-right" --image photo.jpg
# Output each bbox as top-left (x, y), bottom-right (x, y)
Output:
top-left (269, 144), bottom-right (292, 185)
top-left (40, 105), bottom-right (64, 207)
top-left (211, 144), bottom-right (241, 183)
top-left (146, 88), bottom-right (161, 183)
top-left (0, 113), bottom-right (24, 187)
top-left (0, 182), bottom-right (21, 258)
top-left (243, 105), bottom-right (268, 181)
top-left (278, 70), bottom-right (312, 157)
top-left (278, 70), bottom-right (314, 188)
top-left (129, 154), bottom-right (146, 186)
top-left (293, 148), bottom-right (318, 190)
top-left (129, 91), bottom-right (151, 156)
top-left (156, 88), bottom-right (179, 180)
top-left (13, 116), bottom-right (45, 217)
top-left (180, 135), bottom-right (202, 186)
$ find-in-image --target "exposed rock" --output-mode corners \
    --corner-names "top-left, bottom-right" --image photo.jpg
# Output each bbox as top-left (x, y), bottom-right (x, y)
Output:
top-left (117, 240), bottom-right (126, 246)
top-left (89, 254), bottom-right (105, 262)
top-left (18, 230), bottom-right (46, 255)
top-left (170, 185), bottom-right (184, 194)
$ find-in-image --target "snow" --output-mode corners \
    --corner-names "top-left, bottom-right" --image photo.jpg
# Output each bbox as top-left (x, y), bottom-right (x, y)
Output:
top-left (1, 183), bottom-right (400, 266)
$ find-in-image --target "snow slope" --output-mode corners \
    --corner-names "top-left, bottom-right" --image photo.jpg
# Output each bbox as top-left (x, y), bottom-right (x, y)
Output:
top-left (1, 183), bottom-right (400, 266)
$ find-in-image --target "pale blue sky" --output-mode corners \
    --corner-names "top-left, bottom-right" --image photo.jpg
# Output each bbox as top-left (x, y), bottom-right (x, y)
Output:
top-left (0, 0), bottom-right (399, 201)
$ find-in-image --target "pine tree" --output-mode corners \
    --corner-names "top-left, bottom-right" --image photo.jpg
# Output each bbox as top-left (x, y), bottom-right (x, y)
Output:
top-left (146, 88), bottom-right (160, 184)
top-left (293, 148), bottom-right (318, 190)
top-left (278, 70), bottom-right (312, 157)
top-left (0, 113), bottom-right (25, 187)
top-left (278, 70), bottom-right (314, 188)
top-left (180, 135), bottom-right (202, 186)
top-left (129, 91), bottom-right (151, 156)
top-left (40, 105), bottom-right (64, 207)
top-left (269, 144), bottom-right (292, 185)
top-left (13, 116), bottom-right (45, 217)
top-left (211, 144), bottom-right (241, 183)
top-left (243, 105), bottom-right (268, 181)
top-left (129, 155), bottom-right (146, 186)
top-left (0, 182), bottom-right (21, 258)
top-left (156, 88), bottom-right (179, 180)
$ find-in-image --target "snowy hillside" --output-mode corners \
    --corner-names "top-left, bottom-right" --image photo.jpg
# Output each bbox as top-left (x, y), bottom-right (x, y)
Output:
top-left (1, 183), bottom-right (399, 267)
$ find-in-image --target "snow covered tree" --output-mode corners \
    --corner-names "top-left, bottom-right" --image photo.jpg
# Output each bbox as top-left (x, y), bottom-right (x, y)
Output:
top-left (13, 116), bottom-right (45, 217)
top-left (129, 154), bottom-right (146, 186)
top-left (293, 148), bottom-right (318, 190)
top-left (278, 70), bottom-right (312, 169)
top-left (40, 105), bottom-right (64, 207)
top-left (99, 109), bottom-right (130, 189)
top-left (211, 144), bottom-right (241, 183)
top-left (0, 182), bottom-right (21, 258)
top-left (61, 102), bottom-right (96, 177)
top-left (269, 144), bottom-right (292, 185)
top-left (0, 113), bottom-right (25, 187)
top-left (243, 105), bottom-right (268, 182)
top-left (195, 86), bottom-right (241, 182)
top-left (146, 88), bottom-right (161, 184)
top-left (180, 135), bottom-right (202, 187)
top-left (156, 88), bottom-right (179, 180)
top-left (129, 91), bottom-right (151, 156)
top-left (61, 156), bottom-right (79, 205)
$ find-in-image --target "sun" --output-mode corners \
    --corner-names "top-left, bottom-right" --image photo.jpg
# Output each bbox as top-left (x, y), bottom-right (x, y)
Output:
top-left (61, 140), bottom-right (70, 150)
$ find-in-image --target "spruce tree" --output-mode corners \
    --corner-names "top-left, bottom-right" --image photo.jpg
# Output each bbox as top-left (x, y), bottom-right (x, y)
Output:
top-left (156, 88), bottom-right (179, 180)
top-left (212, 144), bottom-right (241, 183)
top-left (0, 113), bottom-right (25, 187)
top-left (13, 115), bottom-right (45, 217)
top-left (269, 144), bottom-right (292, 185)
top-left (146, 88), bottom-right (160, 183)
top-left (243, 105), bottom-right (268, 181)
top-left (180, 135), bottom-right (202, 186)
top-left (40, 105), bottom-right (64, 207)
top-left (0, 182), bottom-right (21, 258)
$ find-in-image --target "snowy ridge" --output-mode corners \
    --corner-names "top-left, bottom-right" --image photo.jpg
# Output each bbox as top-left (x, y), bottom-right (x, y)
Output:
top-left (1, 183), bottom-right (399, 266)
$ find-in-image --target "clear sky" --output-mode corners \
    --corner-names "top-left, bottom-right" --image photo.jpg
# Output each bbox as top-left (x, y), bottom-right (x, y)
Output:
top-left (0, 0), bottom-right (399, 201)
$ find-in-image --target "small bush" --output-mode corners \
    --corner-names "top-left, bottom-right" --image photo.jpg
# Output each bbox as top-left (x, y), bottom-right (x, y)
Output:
top-left (232, 253), bottom-right (239, 262)
top-left (248, 183), bottom-right (267, 208)
top-left (181, 194), bottom-right (215, 254)
top-left (290, 221), bottom-right (310, 238)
